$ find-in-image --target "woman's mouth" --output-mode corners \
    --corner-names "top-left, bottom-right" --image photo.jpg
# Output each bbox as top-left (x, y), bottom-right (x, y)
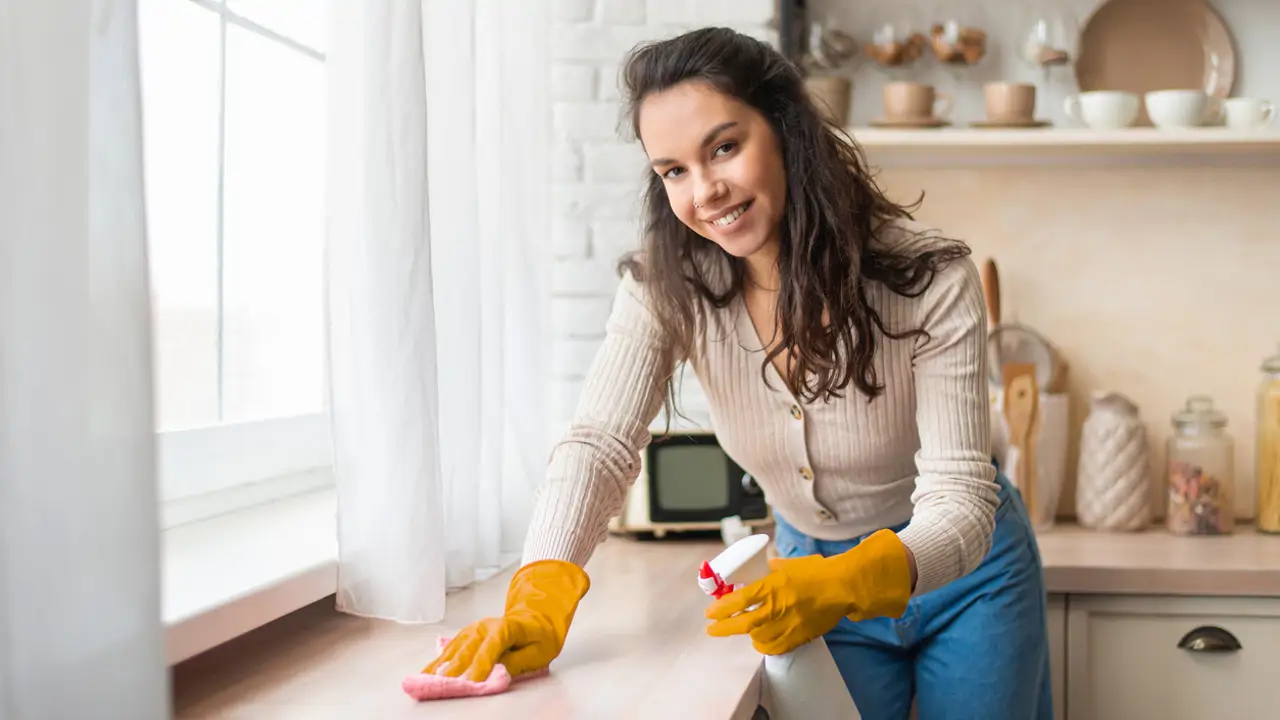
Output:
top-left (709, 200), bottom-right (752, 228)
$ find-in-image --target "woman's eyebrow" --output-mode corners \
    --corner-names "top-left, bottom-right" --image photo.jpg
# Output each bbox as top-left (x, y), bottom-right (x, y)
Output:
top-left (649, 121), bottom-right (740, 167)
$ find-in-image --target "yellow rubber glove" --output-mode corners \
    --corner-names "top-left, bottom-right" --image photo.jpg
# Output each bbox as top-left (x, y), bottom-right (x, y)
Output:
top-left (422, 559), bottom-right (590, 682)
top-left (704, 529), bottom-right (912, 655)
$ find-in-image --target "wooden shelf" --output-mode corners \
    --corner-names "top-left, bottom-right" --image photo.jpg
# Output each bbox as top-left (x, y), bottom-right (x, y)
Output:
top-left (841, 126), bottom-right (1280, 167)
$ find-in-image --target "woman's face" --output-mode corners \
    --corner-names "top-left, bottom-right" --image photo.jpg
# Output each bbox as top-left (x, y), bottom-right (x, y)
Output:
top-left (638, 81), bottom-right (787, 263)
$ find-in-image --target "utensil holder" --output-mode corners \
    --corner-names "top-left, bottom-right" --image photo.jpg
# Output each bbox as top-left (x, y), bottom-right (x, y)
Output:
top-left (991, 389), bottom-right (1070, 529)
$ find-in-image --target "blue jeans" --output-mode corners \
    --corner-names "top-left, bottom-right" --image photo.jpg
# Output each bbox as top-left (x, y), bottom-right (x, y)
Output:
top-left (771, 473), bottom-right (1053, 720)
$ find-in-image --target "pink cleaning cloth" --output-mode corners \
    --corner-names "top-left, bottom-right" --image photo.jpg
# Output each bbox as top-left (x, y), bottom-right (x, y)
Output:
top-left (401, 636), bottom-right (549, 701)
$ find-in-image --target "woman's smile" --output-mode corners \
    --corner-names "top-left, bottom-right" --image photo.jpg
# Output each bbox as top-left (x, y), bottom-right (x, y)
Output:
top-left (705, 199), bottom-right (753, 230)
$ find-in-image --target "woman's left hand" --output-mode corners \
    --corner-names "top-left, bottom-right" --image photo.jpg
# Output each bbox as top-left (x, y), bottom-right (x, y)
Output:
top-left (704, 529), bottom-right (914, 655)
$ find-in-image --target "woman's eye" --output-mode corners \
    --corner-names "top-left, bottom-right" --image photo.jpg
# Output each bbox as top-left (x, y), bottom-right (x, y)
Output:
top-left (714, 142), bottom-right (737, 157)
top-left (663, 167), bottom-right (685, 179)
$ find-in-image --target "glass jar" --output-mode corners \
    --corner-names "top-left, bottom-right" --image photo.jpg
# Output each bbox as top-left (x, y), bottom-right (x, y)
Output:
top-left (1016, 0), bottom-right (1080, 75)
top-left (863, 2), bottom-right (927, 74)
top-left (1166, 396), bottom-right (1235, 536)
top-left (1256, 346), bottom-right (1280, 533)
top-left (928, 0), bottom-right (990, 68)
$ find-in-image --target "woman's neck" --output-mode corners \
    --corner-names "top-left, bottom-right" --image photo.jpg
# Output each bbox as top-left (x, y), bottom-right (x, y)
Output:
top-left (744, 239), bottom-right (781, 292)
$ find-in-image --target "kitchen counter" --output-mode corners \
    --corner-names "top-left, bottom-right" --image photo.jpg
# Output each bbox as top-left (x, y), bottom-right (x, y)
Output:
top-left (173, 522), bottom-right (1280, 718)
top-left (172, 535), bottom-right (765, 719)
top-left (1036, 521), bottom-right (1280, 597)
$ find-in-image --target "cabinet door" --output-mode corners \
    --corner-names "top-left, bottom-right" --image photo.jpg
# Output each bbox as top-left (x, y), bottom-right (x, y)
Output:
top-left (1047, 594), bottom-right (1065, 720)
top-left (1067, 595), bottom-right (1280, 720)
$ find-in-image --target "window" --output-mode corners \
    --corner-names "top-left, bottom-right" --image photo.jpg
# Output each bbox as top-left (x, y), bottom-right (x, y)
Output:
top-left (139, 0), bottom-right (331, 521)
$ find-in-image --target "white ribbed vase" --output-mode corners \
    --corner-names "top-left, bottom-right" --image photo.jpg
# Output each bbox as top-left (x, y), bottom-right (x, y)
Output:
top-left (1077, 391), bottom-right (1151, 531)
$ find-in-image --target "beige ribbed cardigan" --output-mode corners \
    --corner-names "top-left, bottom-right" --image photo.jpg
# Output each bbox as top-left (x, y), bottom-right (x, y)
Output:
top-left (521, 221), bottom-right (1000, 596)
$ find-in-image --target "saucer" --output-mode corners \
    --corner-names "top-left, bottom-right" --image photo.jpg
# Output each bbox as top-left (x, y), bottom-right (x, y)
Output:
top-left (970, 119), bottom-right (1052, 128)
top-left (870, 117), bottom-right (951, 128)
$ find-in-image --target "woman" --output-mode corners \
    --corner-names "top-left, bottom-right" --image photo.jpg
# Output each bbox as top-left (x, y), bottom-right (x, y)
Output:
top-left (425, 27), bottom-right (1052, 719)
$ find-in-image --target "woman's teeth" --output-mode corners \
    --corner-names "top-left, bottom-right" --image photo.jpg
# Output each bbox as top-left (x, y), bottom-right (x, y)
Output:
top-left (713, 202), bottom-right (750, 227)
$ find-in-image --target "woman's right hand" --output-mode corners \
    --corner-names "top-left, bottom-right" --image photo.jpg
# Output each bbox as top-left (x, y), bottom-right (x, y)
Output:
top-left (422, 559), bottom-right (591, 682)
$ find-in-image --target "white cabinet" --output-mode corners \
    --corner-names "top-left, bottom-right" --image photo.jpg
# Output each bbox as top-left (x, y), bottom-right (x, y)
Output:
top-left (1047, 594), bottom-right (1065, 720)
top-left (1064, 595), bottom-right (1280, 720)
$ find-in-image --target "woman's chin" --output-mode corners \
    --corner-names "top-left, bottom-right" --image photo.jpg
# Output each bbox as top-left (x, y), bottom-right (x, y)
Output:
top-left (705, 230), bottom-right (767, 258)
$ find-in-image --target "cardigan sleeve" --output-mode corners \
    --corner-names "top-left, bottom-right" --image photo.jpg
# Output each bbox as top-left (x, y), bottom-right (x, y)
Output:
top-left (520, 270), bottom-right (677, 568)
top-left (894, 255), bottom-right (1001, 595)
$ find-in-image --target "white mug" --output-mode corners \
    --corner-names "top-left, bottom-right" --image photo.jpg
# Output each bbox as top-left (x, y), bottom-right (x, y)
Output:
top-left (1064, 91), bottom-right (1139, 129)
top-left (1224, 98), bottom-right (1275, 129)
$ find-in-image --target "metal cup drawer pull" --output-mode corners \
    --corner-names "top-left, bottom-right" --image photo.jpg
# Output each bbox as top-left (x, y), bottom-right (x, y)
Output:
top-left (1176, 625), bottom-right (1243, 653)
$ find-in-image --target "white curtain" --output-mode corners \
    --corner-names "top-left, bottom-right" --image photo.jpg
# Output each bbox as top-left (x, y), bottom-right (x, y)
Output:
top-left (326, 0), bottom-right (552, 622)
top-left (0, 1), bottom-right (169, 717)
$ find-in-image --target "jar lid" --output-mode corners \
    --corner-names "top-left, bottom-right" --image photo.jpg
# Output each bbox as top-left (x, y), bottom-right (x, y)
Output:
top-left (1263, 344), bottom-right (1280, 373)
top-left (1172, 395), bottom-right (1228, 429)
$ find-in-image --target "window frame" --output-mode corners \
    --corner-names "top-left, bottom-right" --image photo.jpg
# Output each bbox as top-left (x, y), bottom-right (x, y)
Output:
top-left (147, 0), bottom-right (332, 526)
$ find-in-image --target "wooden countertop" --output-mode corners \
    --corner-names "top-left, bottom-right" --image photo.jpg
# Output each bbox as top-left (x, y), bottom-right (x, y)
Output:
top-left (1036, 522), bottom-right (1280, 598)
top-left (173, 523), bottom-right (1280, 718)
top-left (173, 535), bottom-right (764, 719)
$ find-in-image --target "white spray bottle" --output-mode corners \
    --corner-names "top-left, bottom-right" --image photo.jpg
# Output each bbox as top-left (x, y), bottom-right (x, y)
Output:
top-left (699, 534), bottom-right (862, 720)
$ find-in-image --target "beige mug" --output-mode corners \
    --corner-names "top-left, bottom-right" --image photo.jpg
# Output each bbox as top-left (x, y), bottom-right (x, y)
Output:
top-left (805, 75), bottom-right (852, 125)
top-left (983, 82), bottom-right (1036, 123)
top-left (883, 81), bottom-right (952, 121)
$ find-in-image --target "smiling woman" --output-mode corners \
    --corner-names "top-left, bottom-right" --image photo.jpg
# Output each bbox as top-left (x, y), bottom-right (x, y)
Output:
top-left (430, 26), bottom-right (1053, 720)
top-left (608, 28), bottom-right (1051, 719)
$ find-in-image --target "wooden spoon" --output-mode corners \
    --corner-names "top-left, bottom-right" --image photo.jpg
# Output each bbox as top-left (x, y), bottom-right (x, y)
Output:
top-left (1002, 362), bottom-right (1040, 522)
top-left (981, 258), bottom-right (1000, 330)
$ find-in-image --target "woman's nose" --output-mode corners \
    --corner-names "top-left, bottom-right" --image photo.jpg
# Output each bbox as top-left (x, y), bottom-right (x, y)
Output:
top-left (694, 176), bottom-right (728, 210)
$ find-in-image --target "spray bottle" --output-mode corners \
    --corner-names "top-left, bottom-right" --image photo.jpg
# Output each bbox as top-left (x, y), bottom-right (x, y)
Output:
top-left (698, 534), bottom-right (862, 720)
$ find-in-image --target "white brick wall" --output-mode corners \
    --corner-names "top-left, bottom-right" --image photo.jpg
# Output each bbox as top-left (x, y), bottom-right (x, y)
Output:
top-left (551, 64), bottom-right (595, 102)
top-left (601, 0), bottom-right (646, 25)
top-left (647, 0), bottom-right (775, 25)
top-left (582, 141), bottom-right (647, 183)
top-left (553, 101), bottom-right (622, 141)
top-left (551, 296), bottom-right (613, 338)
top-left (553, 0), bottom-right (595, 24)
top-left (549, 1), bottom-right (779, 425)
top-left (590, 219), bottom-right (641, 261)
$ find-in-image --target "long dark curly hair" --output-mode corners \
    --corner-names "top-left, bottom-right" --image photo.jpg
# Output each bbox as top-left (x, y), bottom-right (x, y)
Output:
top-left (617, 27), bottom-right (971, 411)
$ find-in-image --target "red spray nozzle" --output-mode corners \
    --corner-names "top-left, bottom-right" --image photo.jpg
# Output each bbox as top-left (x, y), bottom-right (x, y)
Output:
top-left (698, 560), bottom-right (735, 599)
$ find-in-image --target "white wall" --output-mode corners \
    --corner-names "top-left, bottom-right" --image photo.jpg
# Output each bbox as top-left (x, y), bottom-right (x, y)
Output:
top-left (549, 0), bottom-right (1280, 520)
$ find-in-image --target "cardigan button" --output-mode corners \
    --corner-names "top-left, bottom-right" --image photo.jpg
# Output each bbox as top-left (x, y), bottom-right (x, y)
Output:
top-left (799, 466), bottom-right (814, 481)
top-left (790, 405), bottom-right (803, 420)
top-left (816, 508), bottom-right (833, 521)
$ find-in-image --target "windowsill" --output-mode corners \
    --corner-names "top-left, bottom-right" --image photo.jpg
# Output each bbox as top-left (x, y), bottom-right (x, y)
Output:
top-left (162, 487), bottom-right (338, 664)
